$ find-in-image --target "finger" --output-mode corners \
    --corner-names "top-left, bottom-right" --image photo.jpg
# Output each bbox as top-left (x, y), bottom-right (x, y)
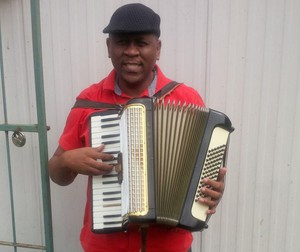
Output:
top-left (90, 158), bottom-right (114, 170)
top-left (94, 145), bottom-right (105, 152)
top-left (91, 153), bottom-right (114, 164)
top-left (81, 166), bottom-right (111, 176)
top-left (93, 145), bottom-right (114, 161)
top-left (197, 168), bottom-right (228, 215)
top-left (207, 208), bottom-right (217, 215)
top-left (202, 178), bottom-right (225, 194)
top-left (200, 186), bottom-right (222, 200)
top-left (218, 167), bottom-right (227, 181)
top-left (198, 196), bottom-right (218, 209)
top-left (82, 166), bottom-right (108, 176)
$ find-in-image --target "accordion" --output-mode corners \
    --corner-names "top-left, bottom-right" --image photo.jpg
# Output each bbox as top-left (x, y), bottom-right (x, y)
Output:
top-left (90, 98), bottom-right (234, 233)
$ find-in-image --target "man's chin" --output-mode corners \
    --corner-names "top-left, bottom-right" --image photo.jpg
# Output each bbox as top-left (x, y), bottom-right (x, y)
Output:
top-left (120, 74), bottom-right (143, 85)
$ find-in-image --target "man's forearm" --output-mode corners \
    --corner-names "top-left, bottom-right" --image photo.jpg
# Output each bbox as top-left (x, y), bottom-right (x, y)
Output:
top-left (48, 151), bottom-right (78, 186)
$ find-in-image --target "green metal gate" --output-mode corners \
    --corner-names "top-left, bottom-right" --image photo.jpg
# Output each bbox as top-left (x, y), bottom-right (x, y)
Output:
top-left (0, 1), bottom-right (53, 251)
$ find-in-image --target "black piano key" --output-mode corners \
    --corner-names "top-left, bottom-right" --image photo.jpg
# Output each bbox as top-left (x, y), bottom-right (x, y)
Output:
top-left (101, 117), bottom-right (119, 122)
top-left (103, 214), bottom-right (122, 218)
top-left (102, 140), bottom-right (120, 145)
top-left (102, 174), bottom-right (118, 178)
top-left (103, 197), bottom-right (122, 202)
top-left (103, 180), bottom-right (119, 185)
top-left (103, 191), bottom-right (121, 195)
top-left (101, 123), bottom-right (119, 129)
top-left (104, 221), bottom-right (123, 225)
top-left (102, 134), bottom-right (120, 139)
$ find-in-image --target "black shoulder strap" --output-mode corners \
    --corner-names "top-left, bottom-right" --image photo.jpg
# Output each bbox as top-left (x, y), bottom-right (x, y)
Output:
top-left (72, 81), bottom-right (181, 109)
top-left (72, 99), bottom-right (121, 110)
top-left (152, 81), bottom-right (181, 100)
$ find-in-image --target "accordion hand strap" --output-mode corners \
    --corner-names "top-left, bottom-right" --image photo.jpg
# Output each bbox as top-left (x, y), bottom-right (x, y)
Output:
top-left (72, 81), bottom-right (181, 110)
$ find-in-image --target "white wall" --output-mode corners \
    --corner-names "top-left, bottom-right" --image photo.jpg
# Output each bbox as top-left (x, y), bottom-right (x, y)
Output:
top-left (1, 0), bottom-right (300, 251)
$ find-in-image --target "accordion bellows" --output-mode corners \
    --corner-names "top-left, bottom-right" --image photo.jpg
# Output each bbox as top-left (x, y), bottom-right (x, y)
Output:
top-left (90, 98), bottom-right (234, 233)
top-left (155, 101), bottom-right (211, 226)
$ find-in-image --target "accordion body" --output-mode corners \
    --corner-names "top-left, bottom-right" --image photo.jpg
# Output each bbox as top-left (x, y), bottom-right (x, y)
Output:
top-left (90, 98), bottom-right (234, 233)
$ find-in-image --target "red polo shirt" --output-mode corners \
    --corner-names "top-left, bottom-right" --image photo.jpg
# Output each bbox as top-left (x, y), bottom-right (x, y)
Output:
top-left (59, 66), bottom-right (205, 252)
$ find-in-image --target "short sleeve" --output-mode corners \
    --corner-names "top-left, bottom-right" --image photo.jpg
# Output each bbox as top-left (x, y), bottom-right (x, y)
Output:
top-left (59, 108), bottom-right (89, 150)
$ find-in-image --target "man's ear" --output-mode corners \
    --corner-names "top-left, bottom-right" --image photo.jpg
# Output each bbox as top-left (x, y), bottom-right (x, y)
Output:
top-left (156, 40), bottom-right (161, 60)
top-left (106, 38), bottom-right (111, 58)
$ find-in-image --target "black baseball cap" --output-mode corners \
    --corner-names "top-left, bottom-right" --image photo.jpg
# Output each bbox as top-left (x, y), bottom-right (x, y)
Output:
top-left (103, 3), bottom-right (161, 37)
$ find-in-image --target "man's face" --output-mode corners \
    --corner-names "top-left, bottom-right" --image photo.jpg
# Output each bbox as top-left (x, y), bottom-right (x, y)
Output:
top-left (106, 33), bottom-right (161, 90)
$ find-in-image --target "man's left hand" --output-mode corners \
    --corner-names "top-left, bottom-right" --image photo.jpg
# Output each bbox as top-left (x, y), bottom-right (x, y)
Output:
top-left (198, 167), bottom-right (227, 215)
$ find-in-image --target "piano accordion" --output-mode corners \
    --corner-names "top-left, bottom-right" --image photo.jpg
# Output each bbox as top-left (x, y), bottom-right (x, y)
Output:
top-left (90, 98), bottom-right (234, 233)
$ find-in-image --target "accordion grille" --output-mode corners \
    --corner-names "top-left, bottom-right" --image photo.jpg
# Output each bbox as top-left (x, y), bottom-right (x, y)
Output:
top-left (122, 104), bottom-right (149, 216)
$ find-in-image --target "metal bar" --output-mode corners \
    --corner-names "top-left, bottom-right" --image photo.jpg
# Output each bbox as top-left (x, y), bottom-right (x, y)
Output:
top-left (0, 22), bottom-right (8, 123)
top-left (0, 21), bottom-right (18, 252)
top-left (0, 123), bottom-right (39, 132)
top-left (0, 241), bottom-right (46, 250)
top-left (4, 133), bottom-right (17, 252)
top-left (30, 1), bottom-right (54, 251)
top-left (0, 123), bottom-right (50, 132)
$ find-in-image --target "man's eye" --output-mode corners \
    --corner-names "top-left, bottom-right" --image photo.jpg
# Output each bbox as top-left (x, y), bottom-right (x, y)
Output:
top-left (137, 41), bottom-right (148, 46)
top-left (116, 40), bottom-right (127, 45)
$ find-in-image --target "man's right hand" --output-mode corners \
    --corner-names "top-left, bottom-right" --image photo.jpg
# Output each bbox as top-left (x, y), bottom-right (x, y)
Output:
top-left (48, 145), bottom-right (114, 186)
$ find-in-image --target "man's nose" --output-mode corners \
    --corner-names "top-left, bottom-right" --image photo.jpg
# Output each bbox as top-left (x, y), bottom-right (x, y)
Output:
top-left (124, 42), bottom-right (139, 56)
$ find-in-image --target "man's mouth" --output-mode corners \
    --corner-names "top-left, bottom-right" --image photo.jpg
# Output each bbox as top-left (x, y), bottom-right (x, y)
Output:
top-left (123, 62), bottom-right (141, 72)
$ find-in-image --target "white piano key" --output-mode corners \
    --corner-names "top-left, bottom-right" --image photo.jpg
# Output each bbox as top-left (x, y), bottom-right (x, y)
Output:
top-left (102, 136), bottom-right (120, 143)
top-left (93, 193), bottom-right (122, 201)
top-left (103, 147), bottom-right (120, 153)
top-left (93, 184), bottom-right (120, 192)
top-left (92, 183), bottom-right (120, 192)
top-left (93, 204), bottom-right (122, 212)
top-left (93, 200), bottom-right (122, 209)
top-left (92, 125), bottom-right (117, 133)
top-left (102, 143), bottom-right (120, 150)
top-left (100, 125), bottom-right (120, 133)
top-left (94, 217), bottom-right (123, 224)
top-left (103, 160), bottom-right (119, 165)
top-left (93, 191), bottom-right (121, 199)
top-left (93, 209), bottom-right (122, 216)
top-left (93, 222), bottom-right (122, 230)
top-left (93, 174), bottom-right (118, 183)
top-left (92, 176), bottom-right (118, 184)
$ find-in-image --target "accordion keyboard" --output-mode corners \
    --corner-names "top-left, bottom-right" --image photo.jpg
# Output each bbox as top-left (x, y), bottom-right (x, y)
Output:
top-left (91, 113), bottom-right (123, 231)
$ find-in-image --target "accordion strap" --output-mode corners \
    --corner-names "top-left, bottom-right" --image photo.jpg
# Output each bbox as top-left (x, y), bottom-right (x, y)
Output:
top-left (72, 99), bottom-right (122, 110)
top-left (152, 81), bottom-right (181, 99)
top-left (72, 81), bottom-right (181, 110)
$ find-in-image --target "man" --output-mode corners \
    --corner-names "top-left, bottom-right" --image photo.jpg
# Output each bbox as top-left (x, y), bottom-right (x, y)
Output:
top-left (48, 3), bottom-right (226, 252)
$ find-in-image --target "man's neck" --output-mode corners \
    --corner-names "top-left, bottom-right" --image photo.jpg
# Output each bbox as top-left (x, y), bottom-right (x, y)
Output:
top-left (115, 69), bottom-right (157, 97)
